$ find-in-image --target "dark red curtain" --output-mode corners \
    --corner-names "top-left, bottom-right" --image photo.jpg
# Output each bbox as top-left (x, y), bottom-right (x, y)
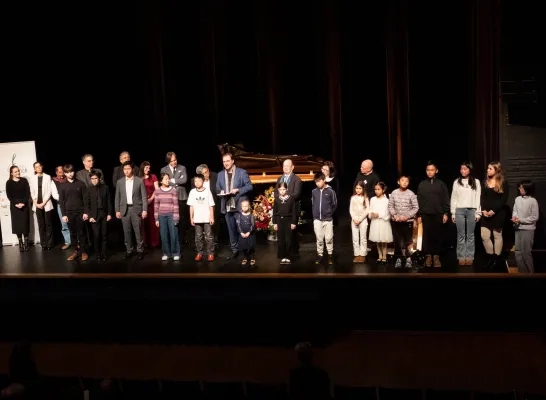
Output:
top-left (385, 0), bottom-right (409, 176)
top-left (469, 0), bottom-right (501, 174)
top-left (143, 0), bottom-right (168, 132)
top-left (322, 0), bottom-right (344, 172)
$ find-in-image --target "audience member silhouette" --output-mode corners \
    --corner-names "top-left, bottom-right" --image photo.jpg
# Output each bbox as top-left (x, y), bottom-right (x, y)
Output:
top-left (289, 342), bottom-right (331, 400)
top-left (1, 343), bottom-right (40, 399)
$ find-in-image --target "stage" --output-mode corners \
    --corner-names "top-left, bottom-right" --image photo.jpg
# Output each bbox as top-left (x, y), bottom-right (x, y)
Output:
top-left (0, 238), bottom-right (518, 277)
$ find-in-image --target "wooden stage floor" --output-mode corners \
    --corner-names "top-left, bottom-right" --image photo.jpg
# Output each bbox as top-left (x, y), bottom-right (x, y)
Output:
top-left (0, 238), bottom-right (523, 278)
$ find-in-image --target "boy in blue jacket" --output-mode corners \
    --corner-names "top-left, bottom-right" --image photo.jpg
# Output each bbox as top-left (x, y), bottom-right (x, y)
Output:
top-left (311, 172), bottom-right (338, 265)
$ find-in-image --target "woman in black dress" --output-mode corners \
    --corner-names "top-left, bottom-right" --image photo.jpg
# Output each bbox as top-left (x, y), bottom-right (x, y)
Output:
top-left (5, 165), bottom-right (31, 251)
top-left (480, 161), bottom-right (509, 266)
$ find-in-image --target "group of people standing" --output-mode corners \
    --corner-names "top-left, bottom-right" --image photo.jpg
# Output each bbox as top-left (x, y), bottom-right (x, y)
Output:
top-left (348, 159), bottom-right (539, 272)
top-left (4, 151), bottom-right (539, 273)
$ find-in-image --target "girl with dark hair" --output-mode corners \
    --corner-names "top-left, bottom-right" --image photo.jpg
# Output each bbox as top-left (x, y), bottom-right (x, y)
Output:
top-left (450, 161), bottom-right (482, 265)
top-left (5, 165), bottom-right (31, 251)
top-left (511, 180), bottom-right (539, 273)
top-left (350, 181), bottom-right (370, 263)
top-left (417, 161), bottom-right (450, 267)
top-left (273, 182), bottom-right (298, 264)
top-left (369, 182), bottom-right (392, 264)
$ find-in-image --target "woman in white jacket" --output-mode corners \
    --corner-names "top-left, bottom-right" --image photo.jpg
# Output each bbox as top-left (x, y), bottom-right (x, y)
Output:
top-left (29, 162), bottom-right (56, 249)
top-left (450, 161), bottom-right (481, 265)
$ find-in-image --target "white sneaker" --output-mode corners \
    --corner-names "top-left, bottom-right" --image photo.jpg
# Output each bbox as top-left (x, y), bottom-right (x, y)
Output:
top-left (161, 255), bottom-right (168, 261)
top-left (285, 258), bottom-right (291, 264)
top-left (173, 255), bottom-right (180, 261)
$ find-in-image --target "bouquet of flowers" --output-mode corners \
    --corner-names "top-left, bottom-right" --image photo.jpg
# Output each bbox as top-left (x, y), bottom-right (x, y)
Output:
top-left (253, 186), bottom-right (275, 234)
top-left (253, 186), bottom-right (305, 234)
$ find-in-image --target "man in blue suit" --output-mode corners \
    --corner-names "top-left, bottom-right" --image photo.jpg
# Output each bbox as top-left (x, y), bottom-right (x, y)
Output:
top-left (216, 153), bottom-right (253, 259)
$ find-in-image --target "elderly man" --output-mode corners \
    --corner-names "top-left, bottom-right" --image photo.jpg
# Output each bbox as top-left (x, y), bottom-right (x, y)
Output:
top-left (76, 154), bottom-right (104, 187)
top-left (275, 159), bottom-right (303, 257)
top-left (192, 164), bottom-right (219, 249)
top-left (354, 159), bottom-right (380, 199)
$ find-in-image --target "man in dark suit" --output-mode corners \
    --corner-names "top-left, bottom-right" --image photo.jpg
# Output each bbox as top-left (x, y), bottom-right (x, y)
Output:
top-left (216, 153), bottom-right (253, 258)
top-left (115, 161), bottom-right (147, 259)
top-left (76, 154), bottom-right (105, 187)
top-left (112, 151), bottom-right (139, 188)
top-left (193, 164), bottom-right (220, 249)
top-left (160, 151), bottom-right (188, 249)
top-left (275, 159), bottom-right (303, 257)
top-left (84, 170), bottom-right (113, 261)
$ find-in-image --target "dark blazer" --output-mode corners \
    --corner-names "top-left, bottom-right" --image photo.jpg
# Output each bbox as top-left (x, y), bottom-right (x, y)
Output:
top-left (112, 164), bottom-right (139, 188)
top-left (115, 176), bottom-right (147, 216)
top-left (275, 173), bottom-right (303, 201)
top-left (215, 167), bottom-right (253, 214)
top-left (76, 168), bottom-right (105, 187)
top-left (160, 164), bottom-right (188, 201)
top-left (192, 171), bottom-right (219, 215)
top-left (84, 184), bottom-right (113, 219)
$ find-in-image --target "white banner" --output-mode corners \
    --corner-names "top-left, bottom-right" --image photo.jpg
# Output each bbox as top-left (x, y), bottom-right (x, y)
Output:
top-left (0, 141), bottom-right (40, 246)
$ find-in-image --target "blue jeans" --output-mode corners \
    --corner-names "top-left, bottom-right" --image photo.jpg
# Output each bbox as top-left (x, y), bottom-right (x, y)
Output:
top-left (225, 211), bottom-right (239, 253)
top-left (159, 214), bottom-right (180, 257)
top-left (455, 208), bottom-right (477, 260)
top-left (57, 204), bottom-right (71, 245)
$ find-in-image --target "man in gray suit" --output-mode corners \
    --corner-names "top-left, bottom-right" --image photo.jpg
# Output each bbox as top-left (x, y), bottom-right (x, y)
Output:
top-left (115, 161), bottom-right (147, 259)
top-left (160, 151), bottom-right (188, 249)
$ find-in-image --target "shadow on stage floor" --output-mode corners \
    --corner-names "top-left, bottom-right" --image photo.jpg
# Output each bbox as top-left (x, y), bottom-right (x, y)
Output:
top-left (0, 237), bottom-right (514, 276)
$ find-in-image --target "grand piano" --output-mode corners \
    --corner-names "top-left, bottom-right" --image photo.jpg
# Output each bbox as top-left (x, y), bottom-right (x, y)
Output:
top-left (217, 143), bottom-right (325, 184)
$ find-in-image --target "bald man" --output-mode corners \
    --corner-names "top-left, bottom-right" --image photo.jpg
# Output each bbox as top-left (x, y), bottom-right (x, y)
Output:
top-left (275, 159), bottom-right (303, 256)
top-left (354, 159), bottom-right (380, 199)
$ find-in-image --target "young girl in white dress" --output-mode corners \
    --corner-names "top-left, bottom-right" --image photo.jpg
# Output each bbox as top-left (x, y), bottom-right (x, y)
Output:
top-left (350, 181), bottom-right (370, 263)
top-left (369, 182), bottom-right (393, 264)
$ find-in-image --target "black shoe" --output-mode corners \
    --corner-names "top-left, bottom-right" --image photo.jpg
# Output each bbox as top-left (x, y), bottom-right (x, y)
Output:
top-left (315, 255), bottom-right (323, 265)
top-left (137, 252), bottom-right (144, 260)
top-left (226, 252), bottom-right (238, 260)
top-left (484, 254), bottom-right (495, 269)
top-left (328, 254), bottom-right (334, 265)
top-left (123, 253), bottom-right (132, 259)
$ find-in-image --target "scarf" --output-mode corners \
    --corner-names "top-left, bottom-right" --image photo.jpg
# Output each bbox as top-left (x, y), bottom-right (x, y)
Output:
top-left (224, 166), bottom-right (237, 212)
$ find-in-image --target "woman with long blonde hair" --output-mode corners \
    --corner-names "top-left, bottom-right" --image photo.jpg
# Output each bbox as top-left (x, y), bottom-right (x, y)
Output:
top-left (480, 161), bottom-right (509, 267)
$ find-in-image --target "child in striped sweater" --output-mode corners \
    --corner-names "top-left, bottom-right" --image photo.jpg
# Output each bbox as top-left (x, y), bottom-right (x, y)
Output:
top-left (154, 173), bottom-right (180, 261)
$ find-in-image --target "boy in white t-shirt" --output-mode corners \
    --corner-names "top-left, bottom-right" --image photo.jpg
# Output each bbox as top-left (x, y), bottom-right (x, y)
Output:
top-left (187, 174), bottom-right (216, 261)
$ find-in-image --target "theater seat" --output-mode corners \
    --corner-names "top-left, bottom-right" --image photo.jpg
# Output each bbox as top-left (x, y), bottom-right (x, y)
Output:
top-left (334, 385), bottom-right (376, 400)
top-left (473, 392), bottom-right (516, 399)
top-left (426, 389), bottom-right (472, 400)
top-left (120, 379), bottom-right (160, 399)
top-left (245, 382), bottom-right (288, 400)
top-left (378, 387), bottom-right (422, 400)
top-left (203, 381), bottom-right (245, 400)
top-left (161, 380), bottom-right (202, 399)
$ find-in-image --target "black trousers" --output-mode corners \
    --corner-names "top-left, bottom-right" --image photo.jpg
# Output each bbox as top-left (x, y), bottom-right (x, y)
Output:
top-left (243, 247), bottom-right (255, 259)
top-left (178, 200), bottom-right (188, 248)
top-left (91, 212), bottom-right (108, 256)
top-left (36, 208), bottom-right (54, 247)
top-left (392, 221), bottom-right (413, 255)
top-left (291, 201), bottom-right (301, 255)
top-left (421, 213), bottom-right (445, 255)
top-left (277, 217), bottom-right (293, 259)
top-left (67, 211), bottom-right (87, 251)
